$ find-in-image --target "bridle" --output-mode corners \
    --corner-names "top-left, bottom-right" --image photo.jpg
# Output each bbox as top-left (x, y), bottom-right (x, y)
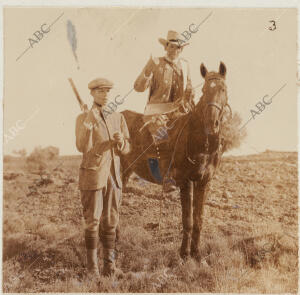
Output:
top-left (201, 77), bottom-right (231, 124)
top-left (205, 101), bottom-right (232, 124)
top-left (186, 77), bottom-right (232, 165)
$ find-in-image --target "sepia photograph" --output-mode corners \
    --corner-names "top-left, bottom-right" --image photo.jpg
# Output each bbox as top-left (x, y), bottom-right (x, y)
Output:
top-left (2, 3), bottom-right (298, 293)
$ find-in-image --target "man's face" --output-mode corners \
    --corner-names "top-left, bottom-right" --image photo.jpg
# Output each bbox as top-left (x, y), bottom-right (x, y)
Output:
top-left (91, 87), bottom-right (111, 106)
top-left (165, 42), bottom-right (183, 60)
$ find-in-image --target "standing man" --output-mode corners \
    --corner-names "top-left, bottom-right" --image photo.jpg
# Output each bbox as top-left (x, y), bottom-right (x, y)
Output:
top-left (134, 30), bottom-right (195, 116)
top-left (75, 78), bottom-right (130, 278)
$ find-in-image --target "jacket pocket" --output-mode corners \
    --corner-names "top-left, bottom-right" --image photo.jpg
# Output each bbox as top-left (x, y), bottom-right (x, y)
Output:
top-left (81, 152), bottom-right (103, 169)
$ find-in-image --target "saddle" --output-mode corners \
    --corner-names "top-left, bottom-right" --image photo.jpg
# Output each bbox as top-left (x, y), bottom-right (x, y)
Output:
top-left (140, 99), bottom-right (192, 145)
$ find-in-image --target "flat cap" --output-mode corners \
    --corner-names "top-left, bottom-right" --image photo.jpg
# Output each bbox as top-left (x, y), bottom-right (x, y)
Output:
top-left (88, 78), bottom-right (113, 90)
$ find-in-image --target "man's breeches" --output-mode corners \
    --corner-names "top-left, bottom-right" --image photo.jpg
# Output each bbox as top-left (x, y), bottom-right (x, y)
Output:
top-left (80, 174), bottom-right (121, 250)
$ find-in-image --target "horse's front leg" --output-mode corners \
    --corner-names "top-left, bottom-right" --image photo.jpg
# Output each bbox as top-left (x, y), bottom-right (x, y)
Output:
top-left (179, 178), bottom-right (193, 259)
top-left (191, 182), bottom-right (209, 259)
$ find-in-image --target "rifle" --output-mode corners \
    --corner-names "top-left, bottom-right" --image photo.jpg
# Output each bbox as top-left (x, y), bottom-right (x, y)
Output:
top-left (68, 78), bottom-right (88, 112)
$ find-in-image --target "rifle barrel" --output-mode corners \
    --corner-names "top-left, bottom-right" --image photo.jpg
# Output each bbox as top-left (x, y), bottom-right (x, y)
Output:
top-left (68, 78), bottom-right (84, 108)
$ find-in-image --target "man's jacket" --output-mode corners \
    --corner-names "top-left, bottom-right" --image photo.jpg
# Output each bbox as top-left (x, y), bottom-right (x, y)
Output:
top-left (75, 103), bottom-right (130, 190)
top-left (134, 56), bottom-right (194, 105)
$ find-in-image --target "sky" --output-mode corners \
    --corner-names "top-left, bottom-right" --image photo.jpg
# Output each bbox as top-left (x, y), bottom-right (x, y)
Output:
top-left (3, 7), bottom-right (298, 156)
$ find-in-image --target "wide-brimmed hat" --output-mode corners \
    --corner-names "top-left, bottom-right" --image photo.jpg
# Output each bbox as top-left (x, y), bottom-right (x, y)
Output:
top-left (158, 30), bottom-right (189, 47)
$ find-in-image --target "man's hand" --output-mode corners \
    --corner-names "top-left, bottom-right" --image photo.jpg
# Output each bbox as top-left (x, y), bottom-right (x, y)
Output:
top-left (82, 104), bottom-right (89, 113)
top-left (144, 55), bottom-right (155, 77)
top-left (83, 106), bottom-right (101, 130)
top-left (85, 109), bottom-right (94, 121)
top-left (83, 110), bottom-right (95, 130)
top-left (113, 132), bottom-right (124, 146)
top-left (83, 121), bottom-right (94, 130)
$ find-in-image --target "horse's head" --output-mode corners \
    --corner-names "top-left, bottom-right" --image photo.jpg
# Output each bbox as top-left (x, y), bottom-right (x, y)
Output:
top-left (186, 62), bottom-right (229, 181)
top-left (197, 62), bottom-right (228, 135)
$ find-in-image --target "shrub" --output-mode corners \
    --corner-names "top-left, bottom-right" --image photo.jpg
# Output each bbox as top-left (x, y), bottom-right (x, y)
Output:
top-left (26, 146), bottom-right (59, 174)
top-left (221, 112), bottom-right (247, 152)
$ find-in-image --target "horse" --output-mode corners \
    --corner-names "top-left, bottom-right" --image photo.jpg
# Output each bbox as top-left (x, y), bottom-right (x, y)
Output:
top-left (120, 62), bottom-right (230, 259)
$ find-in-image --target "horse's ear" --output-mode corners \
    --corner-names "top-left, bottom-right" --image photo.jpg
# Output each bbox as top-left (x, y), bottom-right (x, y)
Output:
top-left (219, 61), bottom-right (226, 77)
top-left (200, 63), bottom-right (207, 78)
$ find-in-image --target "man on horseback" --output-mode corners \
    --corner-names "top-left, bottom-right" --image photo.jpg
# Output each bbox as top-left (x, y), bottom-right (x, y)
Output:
top-left (133, 30), bottom-right (195, 190)
top-left (134, 30), bottom-right (195, 120)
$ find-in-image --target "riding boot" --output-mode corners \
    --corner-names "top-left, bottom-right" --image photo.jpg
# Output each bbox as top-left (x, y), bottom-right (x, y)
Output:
top-left (85, 230), bottom-right (100, 278)
top-left (103, 248), bottom-right (124, 277)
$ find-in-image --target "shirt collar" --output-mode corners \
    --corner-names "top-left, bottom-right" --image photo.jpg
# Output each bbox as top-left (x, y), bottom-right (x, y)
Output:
top-left (92, 102), bottom-right (107, 121)
top-left (164, 55), bottom-right (179, 65)
top-left (164, 55), bottom-right (182, 75)
top-left (93, 101), bottom-right (102, 109)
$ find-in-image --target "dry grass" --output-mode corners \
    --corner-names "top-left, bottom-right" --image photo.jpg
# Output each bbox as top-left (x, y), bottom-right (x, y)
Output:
top-left (2, 151), bottom-right (298, 293)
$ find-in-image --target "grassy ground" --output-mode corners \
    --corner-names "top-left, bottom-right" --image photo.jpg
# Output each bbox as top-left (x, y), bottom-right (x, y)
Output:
top-left (2, 151), bottom-right (298, 293)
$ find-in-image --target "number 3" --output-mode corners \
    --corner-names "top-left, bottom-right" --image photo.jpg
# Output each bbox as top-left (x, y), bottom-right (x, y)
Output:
top-left (269, 20), bottom-right (276, 31)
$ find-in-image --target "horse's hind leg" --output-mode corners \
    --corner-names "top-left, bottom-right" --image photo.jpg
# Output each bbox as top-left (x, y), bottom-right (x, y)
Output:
top-left (191, 182), bottom-right (209, 259)
top-left (179, 178), bottom-right (193, 259)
